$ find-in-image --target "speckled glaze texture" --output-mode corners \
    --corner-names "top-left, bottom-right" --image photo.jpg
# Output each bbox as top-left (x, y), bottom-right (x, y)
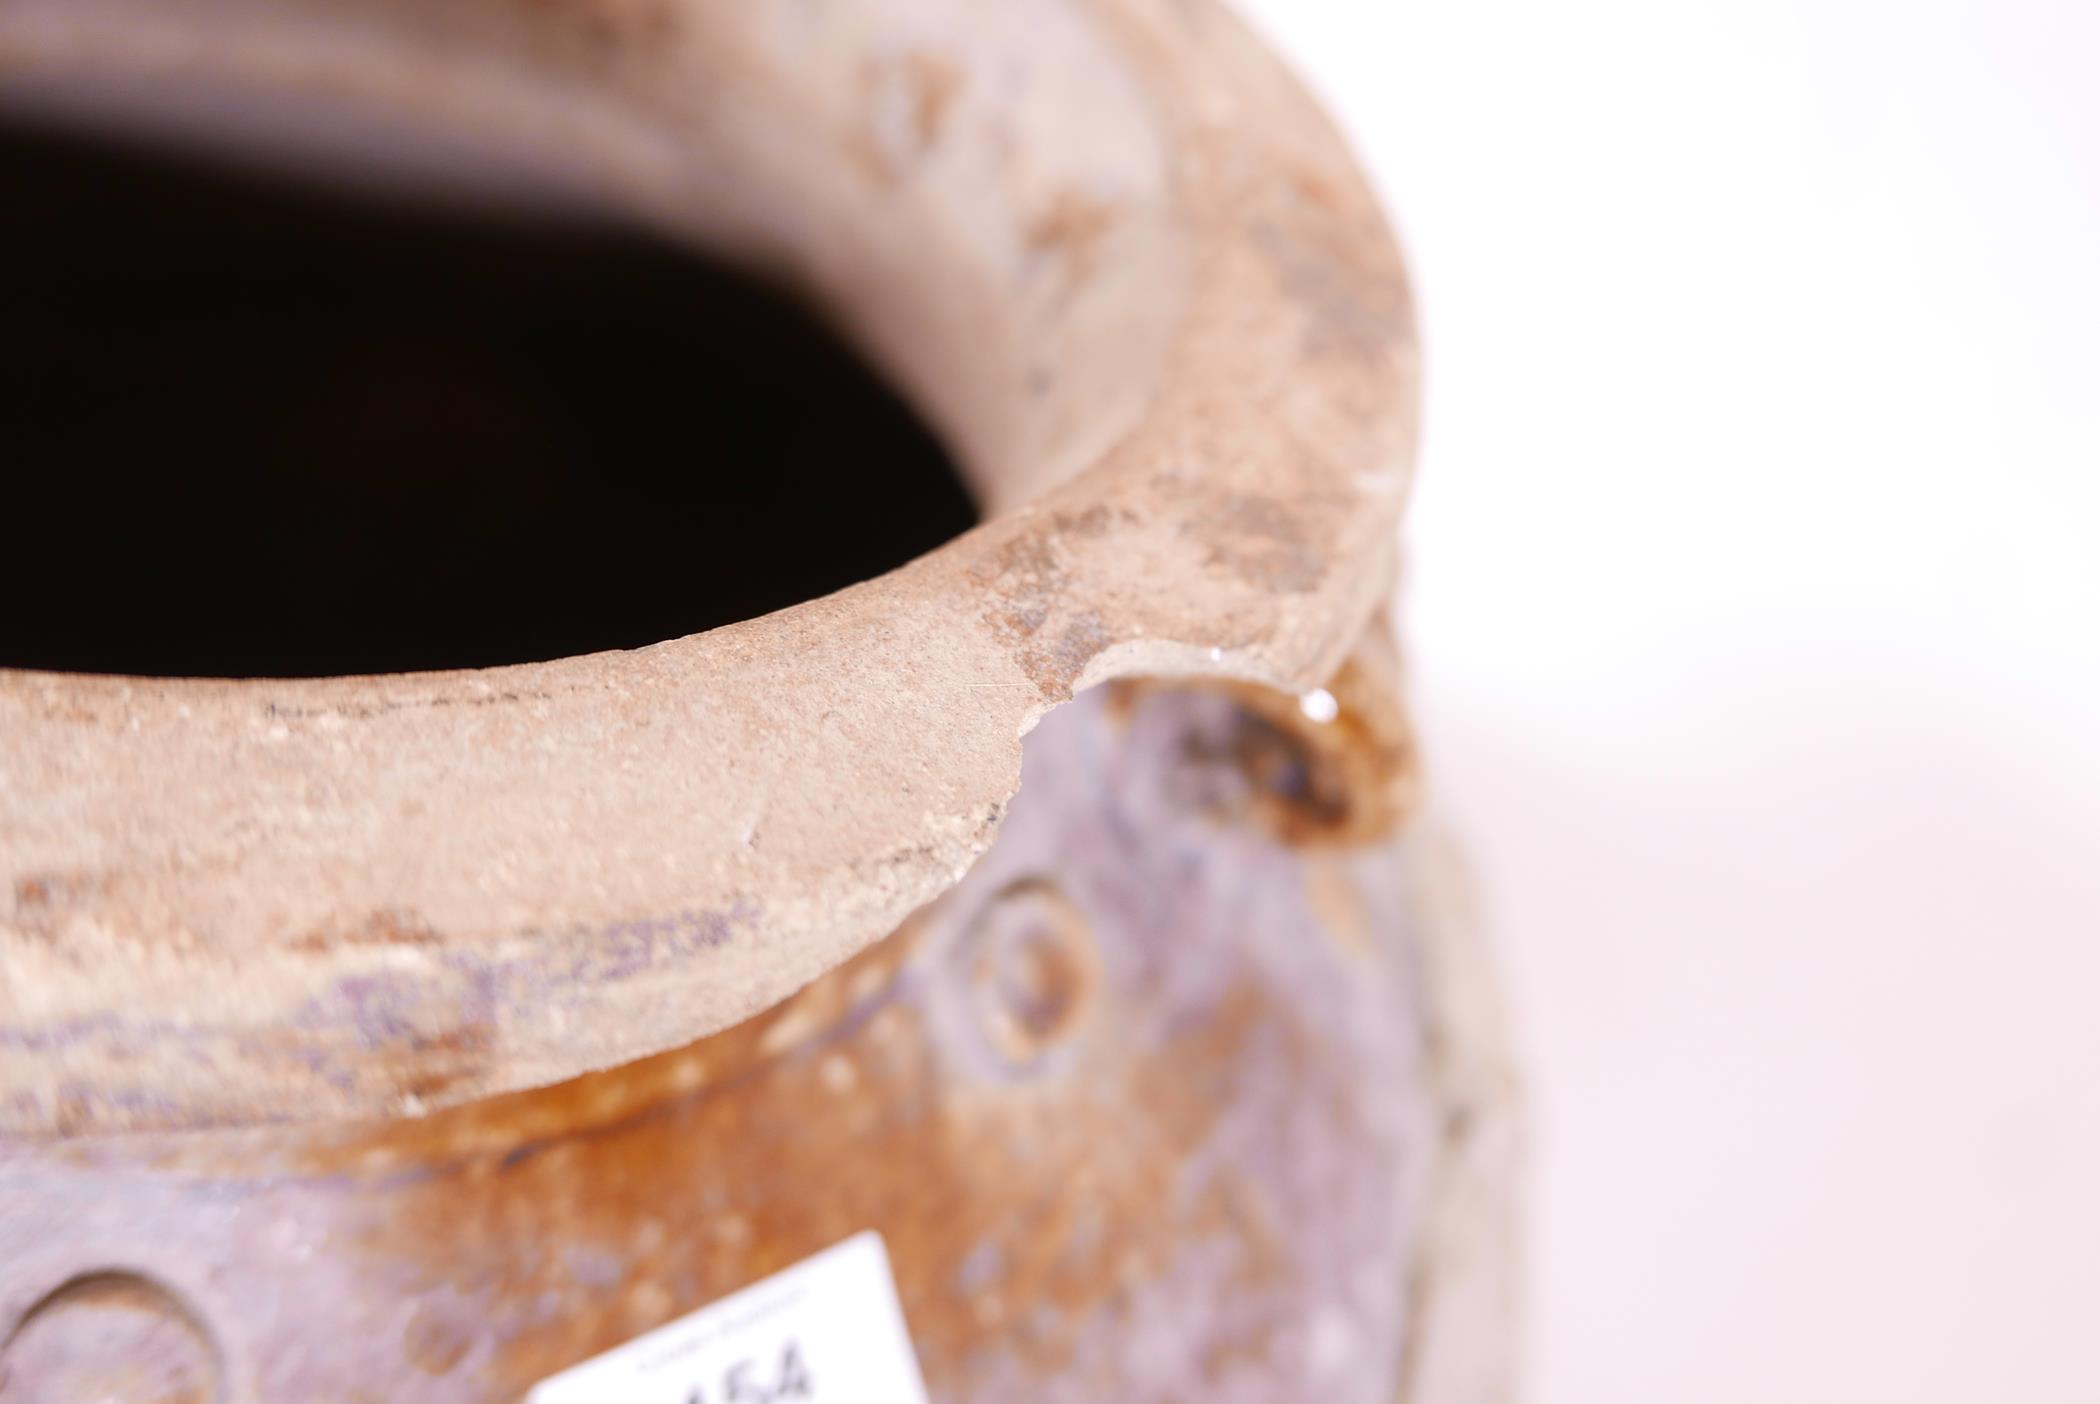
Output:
top-left (0, 0), bottom-right (1517, 1399)
top-left (4, 675), bottom-right (1471, 1402)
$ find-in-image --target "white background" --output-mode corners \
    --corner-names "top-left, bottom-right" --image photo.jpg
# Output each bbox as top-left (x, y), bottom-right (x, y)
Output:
top-left (1238, 2), bottom-right (2100, 1401)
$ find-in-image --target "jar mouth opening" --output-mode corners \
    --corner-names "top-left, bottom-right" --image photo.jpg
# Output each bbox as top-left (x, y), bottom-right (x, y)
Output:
top-left (0, 101), bottom-right (978, 679)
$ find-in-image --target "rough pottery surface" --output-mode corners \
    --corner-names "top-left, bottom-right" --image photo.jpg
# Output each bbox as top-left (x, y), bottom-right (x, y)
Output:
top-left (0, 0), bottom-right (1517, 1399)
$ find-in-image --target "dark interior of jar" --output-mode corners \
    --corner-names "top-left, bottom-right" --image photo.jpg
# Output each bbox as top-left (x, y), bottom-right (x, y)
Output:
top-left (0, 115), bottom-right (976, 678)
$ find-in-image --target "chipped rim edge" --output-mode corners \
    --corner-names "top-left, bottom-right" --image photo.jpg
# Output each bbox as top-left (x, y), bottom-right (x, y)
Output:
top-left (0, 0), bottom-right (1420, 1134)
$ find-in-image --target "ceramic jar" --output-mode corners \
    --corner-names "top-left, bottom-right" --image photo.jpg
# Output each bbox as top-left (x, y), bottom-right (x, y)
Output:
top-left (0, 1), bottom-right (1515, 1399)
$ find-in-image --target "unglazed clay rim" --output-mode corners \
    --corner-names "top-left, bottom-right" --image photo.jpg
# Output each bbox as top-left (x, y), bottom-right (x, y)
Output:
top-left (0, 0), bottom-right (1417, 1134)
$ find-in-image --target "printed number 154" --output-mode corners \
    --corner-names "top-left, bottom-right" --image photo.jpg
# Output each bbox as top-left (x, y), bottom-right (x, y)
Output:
top-left (685, 1340), bottom-right (813, 1404)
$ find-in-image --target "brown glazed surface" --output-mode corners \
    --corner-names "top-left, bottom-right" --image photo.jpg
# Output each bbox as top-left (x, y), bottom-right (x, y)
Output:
top-left (1, 671), bottom-right (1465, 1401)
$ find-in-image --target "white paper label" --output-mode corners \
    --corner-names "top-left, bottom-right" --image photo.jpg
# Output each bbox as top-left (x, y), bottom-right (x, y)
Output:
top-left (526, 1231), bottom-right (930, 1404)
